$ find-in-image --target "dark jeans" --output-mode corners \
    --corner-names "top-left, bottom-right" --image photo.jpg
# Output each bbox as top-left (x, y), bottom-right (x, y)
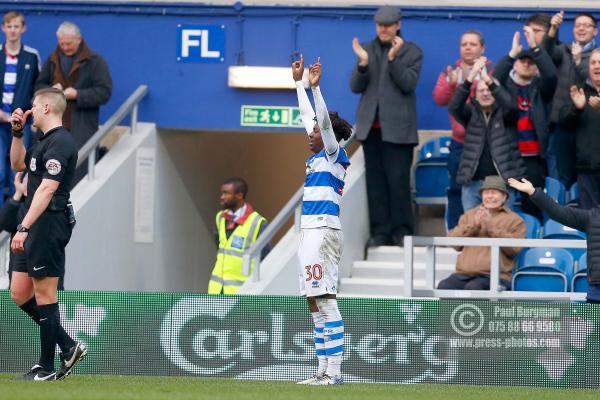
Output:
top-left (361, 129), bottom-right (414, 238)
top-left (446, 139), bottom-right (464, 231)
top-left (578, 170), bottom-right (600, 210)
top-left (437, 273), bottom-right (511, 290)
top-left (522, 156), bottom-right (546, 221)
top-left (551, 124), bottom-right (577, 188)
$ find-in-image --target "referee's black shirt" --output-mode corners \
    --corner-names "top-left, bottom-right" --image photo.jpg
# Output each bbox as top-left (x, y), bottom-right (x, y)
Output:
top-left (24, 126), bottom-right (78, 211)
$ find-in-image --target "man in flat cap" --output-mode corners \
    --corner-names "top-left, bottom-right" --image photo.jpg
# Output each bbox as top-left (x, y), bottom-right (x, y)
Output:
top-left (439, 175), bottom-right (525, 291)
top-left (350, 6), bottom-right (423, 247)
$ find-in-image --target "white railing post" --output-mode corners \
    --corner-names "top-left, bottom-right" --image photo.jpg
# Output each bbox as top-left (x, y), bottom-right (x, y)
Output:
top-left (253, 255), bottom-right (260, 281)
top-left (490, 245), bottom-right (500, 295)
top-left (425, 245), bottom-right (436, 290)
top-left (403, 235), bottom-right (414, 297)
top-left (87, 150), bottom-right (96, 180)
top-left (242, 254), bottom-right (251, 277)
top-left (294, 205), bottom-right (302, 233)
top-left (244, 254), bottom-right (260, 282)
top-left (131, 104), bottom-right (138, 134)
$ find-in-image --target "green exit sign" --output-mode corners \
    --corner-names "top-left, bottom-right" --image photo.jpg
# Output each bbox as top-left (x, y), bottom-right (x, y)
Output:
top-left (241, 105), bottom-right (303, 128)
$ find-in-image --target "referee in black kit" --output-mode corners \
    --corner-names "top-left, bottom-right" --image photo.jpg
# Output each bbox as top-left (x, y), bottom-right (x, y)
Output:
top-left (9, 88), bottom-right (86, 381)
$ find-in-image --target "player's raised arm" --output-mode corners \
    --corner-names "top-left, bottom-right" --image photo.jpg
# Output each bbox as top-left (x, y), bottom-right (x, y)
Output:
top-left (310, 59), bottom-right (338, 158)
top-left (292, 55), bottom-right (316, 135)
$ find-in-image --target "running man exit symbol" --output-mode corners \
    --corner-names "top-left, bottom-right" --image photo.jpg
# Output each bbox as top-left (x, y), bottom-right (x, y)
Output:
top-left (177, 24), bottom-right (225, 63)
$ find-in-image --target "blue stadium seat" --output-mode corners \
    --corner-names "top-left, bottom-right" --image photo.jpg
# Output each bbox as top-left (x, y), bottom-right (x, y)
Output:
top-left (567, 182), bottom-right (579, 207)
top-left (542, 219), bottom-right (586, 240)
top-left (418, 136), bottom-right (451, 161)
top-left (542, 177), bottom-right (566, 222)
top-left (414, 136), bottom-right (451, 205)
top-left (542, 219), bottom-right (586, 260)
top-left (516, 212), bottom-right (541, 239)
top-left (512, 248), bottom-right (574, 292)
top-left (572, 253), bottom-right (588, 293)
top-left (544, 177), bottom-right (566, 204)
top-left (514, 212), bottom-right (540, 266)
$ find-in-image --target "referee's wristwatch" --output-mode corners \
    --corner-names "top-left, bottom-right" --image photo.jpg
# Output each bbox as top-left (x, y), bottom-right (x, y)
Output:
top-left (16, 224), bottom-right (29, 233)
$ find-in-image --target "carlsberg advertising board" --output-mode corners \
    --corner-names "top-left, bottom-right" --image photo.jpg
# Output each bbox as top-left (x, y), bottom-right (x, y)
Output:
top-left (0, 291), bottom-right (598, 387)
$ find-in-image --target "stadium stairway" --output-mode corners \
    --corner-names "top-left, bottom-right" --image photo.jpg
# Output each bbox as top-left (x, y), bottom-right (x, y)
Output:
top-left (338, 246), bottom-right (457, 298)
top-left (241, 131), bottom-right (454, 297)
top-left (50, 122), bottom-right (217, 292)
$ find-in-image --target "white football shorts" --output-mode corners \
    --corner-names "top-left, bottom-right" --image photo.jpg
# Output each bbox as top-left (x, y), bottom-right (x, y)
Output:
top-left (297, 227), bottom-right (343, 297)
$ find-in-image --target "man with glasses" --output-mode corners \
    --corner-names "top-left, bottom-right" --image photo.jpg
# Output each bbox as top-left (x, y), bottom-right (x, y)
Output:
top-left (543, 12), bottom-right (598, 189)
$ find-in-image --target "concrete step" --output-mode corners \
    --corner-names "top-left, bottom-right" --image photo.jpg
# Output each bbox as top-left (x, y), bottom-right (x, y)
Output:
top-left (367, 246), bottom-right (458, 264)
top-left (339, 277), bottom-right (414, 297)
top-left (340, 245), bottom-right (458, 298)
top-left (338, 277), bottom-right (439, 297)
top-left (350, 260), bottom-right (455, 280)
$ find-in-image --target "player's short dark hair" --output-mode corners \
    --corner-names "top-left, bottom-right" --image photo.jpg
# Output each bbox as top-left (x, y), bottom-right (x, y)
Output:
top-left (223, 177), bottom-right (248, 198)
top-left (461, 30), bottom-right (485, 47)
top-left (526, 13), bottom-right (552, 31)
top-left (575, 13), bottom-right (598, 27)
top-left (329, 111), bottom-right (353, 143)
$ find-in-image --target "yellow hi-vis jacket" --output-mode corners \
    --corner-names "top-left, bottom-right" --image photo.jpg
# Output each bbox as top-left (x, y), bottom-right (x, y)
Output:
top-left (208, 210), bottom-right (266, 294)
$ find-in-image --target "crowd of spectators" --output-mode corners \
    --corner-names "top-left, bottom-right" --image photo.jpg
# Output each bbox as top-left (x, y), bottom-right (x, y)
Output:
top-left (352, 7), bottom-right (600, 291)
top-left (0, 12), bottom-right (111, 288)
top-left (1, 6), bottom-right (598, 294)
top-left (0, 12), bottom-right (111, 203)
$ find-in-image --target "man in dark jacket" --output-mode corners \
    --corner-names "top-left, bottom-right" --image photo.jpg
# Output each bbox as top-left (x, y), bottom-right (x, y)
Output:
top-left (432, 30), bottom-right (489, 231)
top-left (0, 11), bottom-right (40, 205)
top-left (35, 21), bottom-right (112, 181)
top-left (559, 49), bottom-right (600, 209)
top-left (350, 6), bottom-right (423, 247)
top-left (543, 11), bottom-right (598, 188)
top-left (493, 28), bottom-right (557, 220)
top-left (449, 57), bottom-right (526, 211)
top-left (509, 177), bottom-right (600, 303)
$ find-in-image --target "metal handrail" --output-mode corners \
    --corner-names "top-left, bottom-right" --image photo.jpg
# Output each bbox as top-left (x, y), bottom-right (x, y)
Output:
top-left (78, 85), bottom-right (148, 179)
top-left (404, 236), bottom-right (588, 301)
top-left (242, 133), bottom-right (355, 281)
top-left (0, 85), bottom-right (149, 287)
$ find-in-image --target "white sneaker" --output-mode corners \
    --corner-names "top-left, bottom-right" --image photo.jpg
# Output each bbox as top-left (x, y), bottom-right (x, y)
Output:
top-left (297, 373), bottom-right (324, 385)
top-left (308, 374), bottom-right (344, 385)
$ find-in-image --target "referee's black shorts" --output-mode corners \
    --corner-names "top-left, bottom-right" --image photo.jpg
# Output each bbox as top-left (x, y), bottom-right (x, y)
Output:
top-left (12, 210), bottom-right (73, 278)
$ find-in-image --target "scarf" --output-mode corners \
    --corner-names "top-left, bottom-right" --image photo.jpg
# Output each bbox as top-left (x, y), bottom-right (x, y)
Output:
top-left (222, 202), bottom-right (254, 231)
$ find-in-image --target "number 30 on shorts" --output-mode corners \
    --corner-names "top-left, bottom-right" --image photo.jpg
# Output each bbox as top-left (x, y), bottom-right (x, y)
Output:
top-left (304, 264), bottom-right (323, 281)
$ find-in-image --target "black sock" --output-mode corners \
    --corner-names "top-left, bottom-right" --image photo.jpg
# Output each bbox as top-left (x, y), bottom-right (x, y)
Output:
top-left (20, 297), bottom-right (75, 353)
top-left (38, 303), bottom-right (60, 372)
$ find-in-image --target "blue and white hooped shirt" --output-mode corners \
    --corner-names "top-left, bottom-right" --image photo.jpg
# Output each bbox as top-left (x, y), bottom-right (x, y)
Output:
top-left (301, 147), bottom-right (350, 229)
top-left (1, 49), bottom-right (17, 114)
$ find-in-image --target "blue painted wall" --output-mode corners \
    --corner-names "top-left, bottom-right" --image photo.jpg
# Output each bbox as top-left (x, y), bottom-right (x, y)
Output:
top-left (9, 2), bottom-right (598, 132)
